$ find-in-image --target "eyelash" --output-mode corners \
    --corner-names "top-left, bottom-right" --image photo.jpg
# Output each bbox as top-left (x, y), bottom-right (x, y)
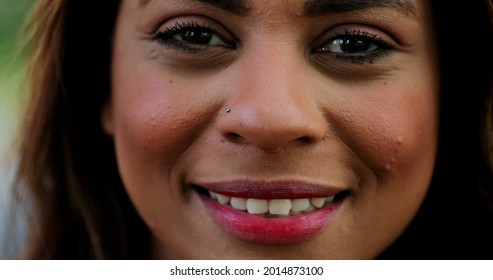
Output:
top-left (154, 21), bottom-right (395, 64)
top-left (313, 30), bottom-right (396, 64)
top-left (154, 21), bottom-right (235, 53)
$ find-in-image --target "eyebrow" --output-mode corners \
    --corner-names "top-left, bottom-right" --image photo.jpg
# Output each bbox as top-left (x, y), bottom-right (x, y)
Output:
top-left (140, 0), bottom-right (417, 18)
top-left (140, 0), bottom-right (251, 16)
top-left (139, 0), bottom-right (151, 6)
top-left (304, 0), bottom-right (417, 17)
top-left (196, 0), bottom-right (250, 16)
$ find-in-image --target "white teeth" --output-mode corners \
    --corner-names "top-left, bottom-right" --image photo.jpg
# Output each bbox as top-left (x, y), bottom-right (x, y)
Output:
top-left (230, 197), bottom-right (247, 210)
top-left (310, 197), bottom-right (326, 208)
top-left (207, 191), bottom-right (337, 217)
top-left (269, 199), bottom-right (291, 216)
top-left (291, 198), bottom-right (310, 212)
top-left (209, 191), bottom-right (217, 200)
top-left (304, 205), bottom-right (315, 213)
top-left (246, 199), bottom-right (269, 214)
top-left (216, 193), bottom-right (230, 205)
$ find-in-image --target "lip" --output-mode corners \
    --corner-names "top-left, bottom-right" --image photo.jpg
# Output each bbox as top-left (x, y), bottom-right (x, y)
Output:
top-left (194, 180), bottom-right (346, 245)
top-left (196, 179), bottom-right (344, 199)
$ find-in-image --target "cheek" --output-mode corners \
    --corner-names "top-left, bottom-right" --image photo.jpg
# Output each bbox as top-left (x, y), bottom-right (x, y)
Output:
top-left (337, 81), bottom-right (438, 177)
top-left (113, 76), bottom-right (189, 168)
top-left (109, 60), bottom-right (221, 199)
top-left (109, 63), bottom-right (228, 236)
top-left (326, 78), bottom-right (438, 252)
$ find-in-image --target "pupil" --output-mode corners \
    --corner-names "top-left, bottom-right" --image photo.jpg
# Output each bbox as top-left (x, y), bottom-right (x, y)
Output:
top-left (340, 38), bottom-right (370, 53)
top-left (182, 28), bottom-right (213, 45)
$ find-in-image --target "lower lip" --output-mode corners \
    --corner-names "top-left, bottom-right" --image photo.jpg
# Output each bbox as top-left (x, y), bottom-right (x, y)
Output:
top-left (199, 195), bottom-right (342, 245)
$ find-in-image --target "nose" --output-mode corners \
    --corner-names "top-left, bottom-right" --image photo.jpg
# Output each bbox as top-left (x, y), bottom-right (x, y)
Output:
top-left (217, 47), bottom-right (327, 152)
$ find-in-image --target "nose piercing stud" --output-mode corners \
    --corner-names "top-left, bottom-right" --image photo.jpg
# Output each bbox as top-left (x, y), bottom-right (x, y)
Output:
top-left (225, 108), bottom-right (231, 113)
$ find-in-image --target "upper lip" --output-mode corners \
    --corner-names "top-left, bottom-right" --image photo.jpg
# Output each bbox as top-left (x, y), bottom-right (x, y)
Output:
top-left (191, 179), bottom-right (347, 199)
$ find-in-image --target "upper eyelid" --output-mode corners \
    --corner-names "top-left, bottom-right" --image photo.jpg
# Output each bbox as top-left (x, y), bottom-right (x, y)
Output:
top-left (331, 31), bottom-right (395, 49)
top-left (155, 16), bottom-right (237, 40)
top-left (157, 20), bottom-right (211, 34)
top-left (315, 24), bottom-right (396, 42)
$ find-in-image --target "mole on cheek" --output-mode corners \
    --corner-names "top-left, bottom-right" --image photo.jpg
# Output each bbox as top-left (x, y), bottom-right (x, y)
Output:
top-left (384, 137), bottom-right (404, 171)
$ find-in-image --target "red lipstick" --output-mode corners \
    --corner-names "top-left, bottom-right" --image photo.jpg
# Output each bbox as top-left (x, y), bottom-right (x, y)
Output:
top-left (200, 179), bottom-right (343, 199)
top-left (195, 180), bottom-right (346, 245)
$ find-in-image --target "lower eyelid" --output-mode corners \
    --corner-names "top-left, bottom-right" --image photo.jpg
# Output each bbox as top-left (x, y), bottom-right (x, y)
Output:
top-left (153, 47), bottom-right (238, 72)
top-left (311, 48), bottom-right (394, 64)
top-left (332, 50), bottom-right (394, 64)
top-left (310, 43), bottom-right (396, 69)
top-left (155, 35), bottom-right (203, 54)
top-left (155, 31), bottom-right (236, 55)
top-left (310, 54), bottom-right (397, 81)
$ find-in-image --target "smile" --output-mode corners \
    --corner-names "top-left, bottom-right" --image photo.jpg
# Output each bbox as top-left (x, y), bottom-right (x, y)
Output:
top-left (208, 191), bottom-right (336, 217)
top-left (193, 180), bottom-right (348, 245)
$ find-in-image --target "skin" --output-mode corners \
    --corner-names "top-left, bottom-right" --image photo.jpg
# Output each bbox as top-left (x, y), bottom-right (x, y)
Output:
top-left (103, 0), bottom-right (438, 259)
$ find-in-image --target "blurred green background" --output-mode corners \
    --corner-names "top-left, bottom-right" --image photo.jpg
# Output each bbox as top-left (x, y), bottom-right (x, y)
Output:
top-left (1, 0), bottom-right (35, 259)
top-left (0, 0), bottom-right (34, 118)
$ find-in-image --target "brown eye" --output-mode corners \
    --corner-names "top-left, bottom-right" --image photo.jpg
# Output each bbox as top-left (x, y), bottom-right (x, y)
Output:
top-left (312, 30), bottom-right (396, 64)
top-left (176, 27), bottom-right (219, 45)
top-left (322, 36), bottom-right (380, 55)
top-left (155, 20), bottom-right (236, 53)
top-left (330, 37), bottom-right (377, 54)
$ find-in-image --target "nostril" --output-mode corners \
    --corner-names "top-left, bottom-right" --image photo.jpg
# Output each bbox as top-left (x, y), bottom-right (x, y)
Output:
top-left (225, 132), bottom-right (245, 144)
top-left (297, 136), bottom-right (313, 144)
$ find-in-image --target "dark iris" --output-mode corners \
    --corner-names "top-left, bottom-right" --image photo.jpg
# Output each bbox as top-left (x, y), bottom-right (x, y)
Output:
top-left (180, 28), bottom-right (214, 45)
top-left (337, 38), bottom-right (373, 53)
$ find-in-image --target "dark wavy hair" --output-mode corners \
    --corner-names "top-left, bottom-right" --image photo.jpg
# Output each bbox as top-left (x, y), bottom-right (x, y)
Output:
top-left (13, 0), bottom-right (493, 259)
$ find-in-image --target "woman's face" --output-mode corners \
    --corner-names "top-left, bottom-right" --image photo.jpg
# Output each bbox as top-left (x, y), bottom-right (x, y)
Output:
top-left (104, 0), bottom-right (438, 259)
